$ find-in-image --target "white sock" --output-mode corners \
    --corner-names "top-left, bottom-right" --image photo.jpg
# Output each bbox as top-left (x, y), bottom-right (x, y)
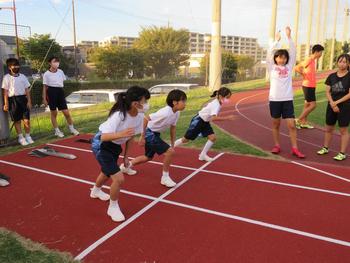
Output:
top-left (200, 140), bottom-right (214, 157)
top-left (68, 124), bottom-right (74, 130)
top-left (18, 134), bottom-right (24, 139)
top-left (162, 171), bottom-right (169, 178)
top-left (92, 185), bottom-right (101, 193)
top-left (54, 127), bottom-right (60, 132)
top-left (174, 138), bottom-right (183, 147)
top-left (109, 200), bottom-right (119, 208)
top-left (25, 133), bottom-right (31, 138)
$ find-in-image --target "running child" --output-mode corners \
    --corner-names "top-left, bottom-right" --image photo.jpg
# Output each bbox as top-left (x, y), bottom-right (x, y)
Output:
top-left (295, 44), bottom-right (324, 129)
top-left (42, 56), bottom-right (79, 138)
top-left (267, 26), bottom-right (305, 158)
top-left (2, 58), bottom-right (34, 146)
top-left (174, 87), bottom-right (234, 162)
top-left (317, 54), bottom-right (350, 161)
top-left (90, 86), bottom-right (150, 222)
top-left (120, 89), bottom-right (187, 188)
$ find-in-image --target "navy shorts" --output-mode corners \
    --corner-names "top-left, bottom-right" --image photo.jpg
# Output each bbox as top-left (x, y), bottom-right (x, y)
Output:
top-left (302, 86), bottom-right (316, 102)
top-left (144, 128), bottom-right (170, 159)
top-left (47, 87), bottom-right (68, 111)
top-left (269, 101), bottom-right (295, 119)
top-left (184, 115), bottom-right (214, 140)
top-left (8, 95), bottom-right (30, 122)
top-left (326, 103), bottom-right (350, 127)
top-left (91, 132), bottom-right (122, 177)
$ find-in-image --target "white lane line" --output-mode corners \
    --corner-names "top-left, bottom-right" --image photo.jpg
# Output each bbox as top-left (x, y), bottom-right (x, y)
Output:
top-left (74, 152), bottom-right (224, 260)
top-left (46, 143), bottom-right (350, 195)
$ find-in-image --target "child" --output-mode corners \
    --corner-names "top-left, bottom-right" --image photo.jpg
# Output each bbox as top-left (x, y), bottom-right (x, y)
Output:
top-left (90, 86), bottom-right (150, 222)
top-left (317, 54), bottom-right (350, 161)
top-left (295, 44), bottom-right (324, 129)
top-left (2, 58), bottom-right (33, 146)
top-left (42, 56), bottom-right (79, 138)
top-left (174, 87), bottom-right (234, 162)
top-left (267, 27), bottom-right (305, 158)
top-left (120, 89), bottom-right (187, 188)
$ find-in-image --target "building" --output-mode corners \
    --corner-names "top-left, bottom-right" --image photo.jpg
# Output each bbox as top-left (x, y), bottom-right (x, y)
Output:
top-left (98, 36), bottom-right (137, 48)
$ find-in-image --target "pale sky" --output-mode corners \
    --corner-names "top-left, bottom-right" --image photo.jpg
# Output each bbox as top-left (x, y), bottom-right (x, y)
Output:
top-left (0, 0), bottom-right (348, 47)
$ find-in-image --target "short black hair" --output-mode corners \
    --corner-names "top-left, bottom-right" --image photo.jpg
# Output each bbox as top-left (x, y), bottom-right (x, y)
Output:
top-left (48, 56), bottom-right (60, 63)
top-left (273, 49), bottom-right (289, 65)
top-left (166, 89), bottom-right (187, 107)
top-left (6, 58), bottom-right (19, 68)
top-left (312, 44), bottom-right (324, 54)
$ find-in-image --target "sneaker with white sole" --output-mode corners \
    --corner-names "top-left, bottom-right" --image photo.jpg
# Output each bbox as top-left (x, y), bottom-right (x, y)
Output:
top-left (199, 154), bottom-right (213, 162)
top-left (18, 137), bottom-right (29, 146)
top-left (54, 130), bottom-right (64, 138)
top-left (107, 206), bottom-right (125, 222)
top-left (0, 178), bottom-right (9, 187)
top-left (90, 188), bottom-right (110, 201)
top-left (25, 135), bottom-right (34, 144)
top-left (69, 127), bottom-right (79, 136)
top-left (161, 176), bottom-right (176, 188)
top-left (120, 163), bottom-right (137, 175)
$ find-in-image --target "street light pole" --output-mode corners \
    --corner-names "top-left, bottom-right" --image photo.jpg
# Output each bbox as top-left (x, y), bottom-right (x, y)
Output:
top-left (209, 0), bottom-right (221, 92)
top-left (72, 0), bottom-right (78, 80)
top-left (329, 0), bottom-right (339, 70)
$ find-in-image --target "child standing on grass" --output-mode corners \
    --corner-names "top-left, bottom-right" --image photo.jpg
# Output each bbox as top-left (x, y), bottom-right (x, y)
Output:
top-left (2, 58), bottom-right (33, 146)
top-left (90, 86), bottom-right (150, 222)
top-left (120, 89), bottom-right (187, 188)
top-left (295, 44), bottom-right (324, 129)
top-left (174, 87), bottom-right (234, 162)
top-left (317, 54), bottom-right (350, 161)
top-left (42, 56), bottom-right (79, 138)
top-left (267, 26), bottom-right (305, 158)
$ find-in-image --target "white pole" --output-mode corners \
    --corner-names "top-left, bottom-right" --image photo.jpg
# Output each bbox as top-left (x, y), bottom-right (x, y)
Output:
top-left (316, 0), bottom-right (322, 43)
top-left (329, 0), bottom-right (339, 70)
top-left (306, 0), bottom-right (314, 57)
top-left (294, 0), bottom-right (301, 60)
top-left (343, 5), bottom-right (350, 45)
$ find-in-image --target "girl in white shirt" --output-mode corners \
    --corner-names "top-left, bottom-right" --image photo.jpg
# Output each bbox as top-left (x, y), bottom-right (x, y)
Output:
top-left (120, 89), bottom-right (187, 188)
top-left (90, 86), bottom-right (150, 222)
top-left (174, 87), bottom-right (234, 161)
top-left (267, 27), bottom-right (305, 158)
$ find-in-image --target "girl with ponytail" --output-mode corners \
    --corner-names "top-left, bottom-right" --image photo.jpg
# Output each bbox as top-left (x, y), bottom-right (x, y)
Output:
top-left (174, 87), bottom-right (234, 162)
top-left (90, 86), bottom-right (150, 222)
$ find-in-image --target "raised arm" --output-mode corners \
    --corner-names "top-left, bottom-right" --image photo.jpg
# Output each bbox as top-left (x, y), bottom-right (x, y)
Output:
top-left (286, 27), bottom-right (296, 69)
top-left (266, 31), bottom-right (281, 72)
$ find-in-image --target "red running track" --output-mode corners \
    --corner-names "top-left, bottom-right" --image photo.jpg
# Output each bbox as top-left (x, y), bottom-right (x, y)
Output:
top-left (1, 135), bottom-right (350, 262)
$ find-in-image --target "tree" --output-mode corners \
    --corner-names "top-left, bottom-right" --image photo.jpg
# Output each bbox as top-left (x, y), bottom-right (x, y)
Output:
top-left (322, 39), bottom-right (343, 70)
top-left (19, 34), bottom-right (70, 73)
top-left (134, 26), bottom-right (190, 78)
top-left (342, 41), bottom-right (350, 54)
top-left (90, 46), bottom-right (145, 79)
top-left (234, 55), bottom-right (255, 74)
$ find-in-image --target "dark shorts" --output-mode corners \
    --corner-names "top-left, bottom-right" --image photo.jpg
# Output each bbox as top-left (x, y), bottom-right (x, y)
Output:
top-left (302, 86), bottom-right (316, 102)
top-left (47, 87), bottom-right (68, 111)
top-left (8, 95), bottom-right (30, 122)
top-left (326, 103), bottom-right (350, 127)
top-left (144, 128), bottom-right (170, 159)
top-left (91, 132), bottom-right (122, 177)
top-left (269, 100), bottom-right (295, 119)
top-left (184, 115), bottom-right (214, 140)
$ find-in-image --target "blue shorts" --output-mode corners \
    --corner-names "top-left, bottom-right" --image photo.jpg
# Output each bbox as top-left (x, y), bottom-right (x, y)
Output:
top-left (144, 128), bottom-right (170, 159)
top-left (269, 101), bottom-right (295, 119)
top-left (91, 132), bottom-right (122, 177)
top-left (184, 115), bottom-right (214, 140)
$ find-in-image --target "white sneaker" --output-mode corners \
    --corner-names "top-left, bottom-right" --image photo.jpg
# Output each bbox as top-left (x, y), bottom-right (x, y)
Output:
top-left (199, 154), bottom-right (213, 162)
top-left (54, 130), bottom-right (64, 138)
top-left (120, 163), bottom-right (137, 175)
top-left (25, 135), bottom-right (34, 144)
top-left (18, 137), bottom-right (29, 146)
top-left (69, 127), bottom-right (79, 136)
top-left (90, 188), bottom-right (110, 201)
top-left (161, 176), bottom-right (176, 188)
top-left (0, 178), bottom-right (9, 187)
top-left (107, 205), bottom-right (125, 222)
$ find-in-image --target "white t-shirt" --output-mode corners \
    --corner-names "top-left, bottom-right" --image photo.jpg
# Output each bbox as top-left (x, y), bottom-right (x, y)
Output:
top-left (1, 74), bottom-right (30, 97)
top-left (43, 69), bottom-right (66, 88)
top-left (99, 112), bottom-right (144, 145)
top-left (198, 99), bottom-right (221, 122)
top-left (147, 106), bottom-right (180, 132)
top-left (267, 39), bottom-right (296, 101)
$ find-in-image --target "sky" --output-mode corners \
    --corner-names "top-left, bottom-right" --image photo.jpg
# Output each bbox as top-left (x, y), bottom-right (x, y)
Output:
top-left (0, 0), bottom-right (348, 47)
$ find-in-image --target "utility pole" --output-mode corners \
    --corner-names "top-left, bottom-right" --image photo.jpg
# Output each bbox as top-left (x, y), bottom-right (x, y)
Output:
top-left (329, 0), bottom-right (339, 70)
top-left (306, 0), bottom-right (314, 57)
top-left (72, 0), bottom-right (78, 80)
top-left (209, 0), bottom-right (221, 91)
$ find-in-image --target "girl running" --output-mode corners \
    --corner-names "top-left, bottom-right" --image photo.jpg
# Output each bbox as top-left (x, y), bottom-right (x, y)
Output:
top-left (174, 87), bottom-right (234, 162)
top-left (90, 86), bottom-right (150, 222)
top-left (267, 27), bottom-right (305, 158)
top-left (317, 54), bottom-right (350, 161)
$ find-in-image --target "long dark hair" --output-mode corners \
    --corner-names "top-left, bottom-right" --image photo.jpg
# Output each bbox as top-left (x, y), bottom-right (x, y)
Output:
top-left (210, 87), bottom-right (232, 98)
top-left (109, 86), bottom-right (150, 119)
